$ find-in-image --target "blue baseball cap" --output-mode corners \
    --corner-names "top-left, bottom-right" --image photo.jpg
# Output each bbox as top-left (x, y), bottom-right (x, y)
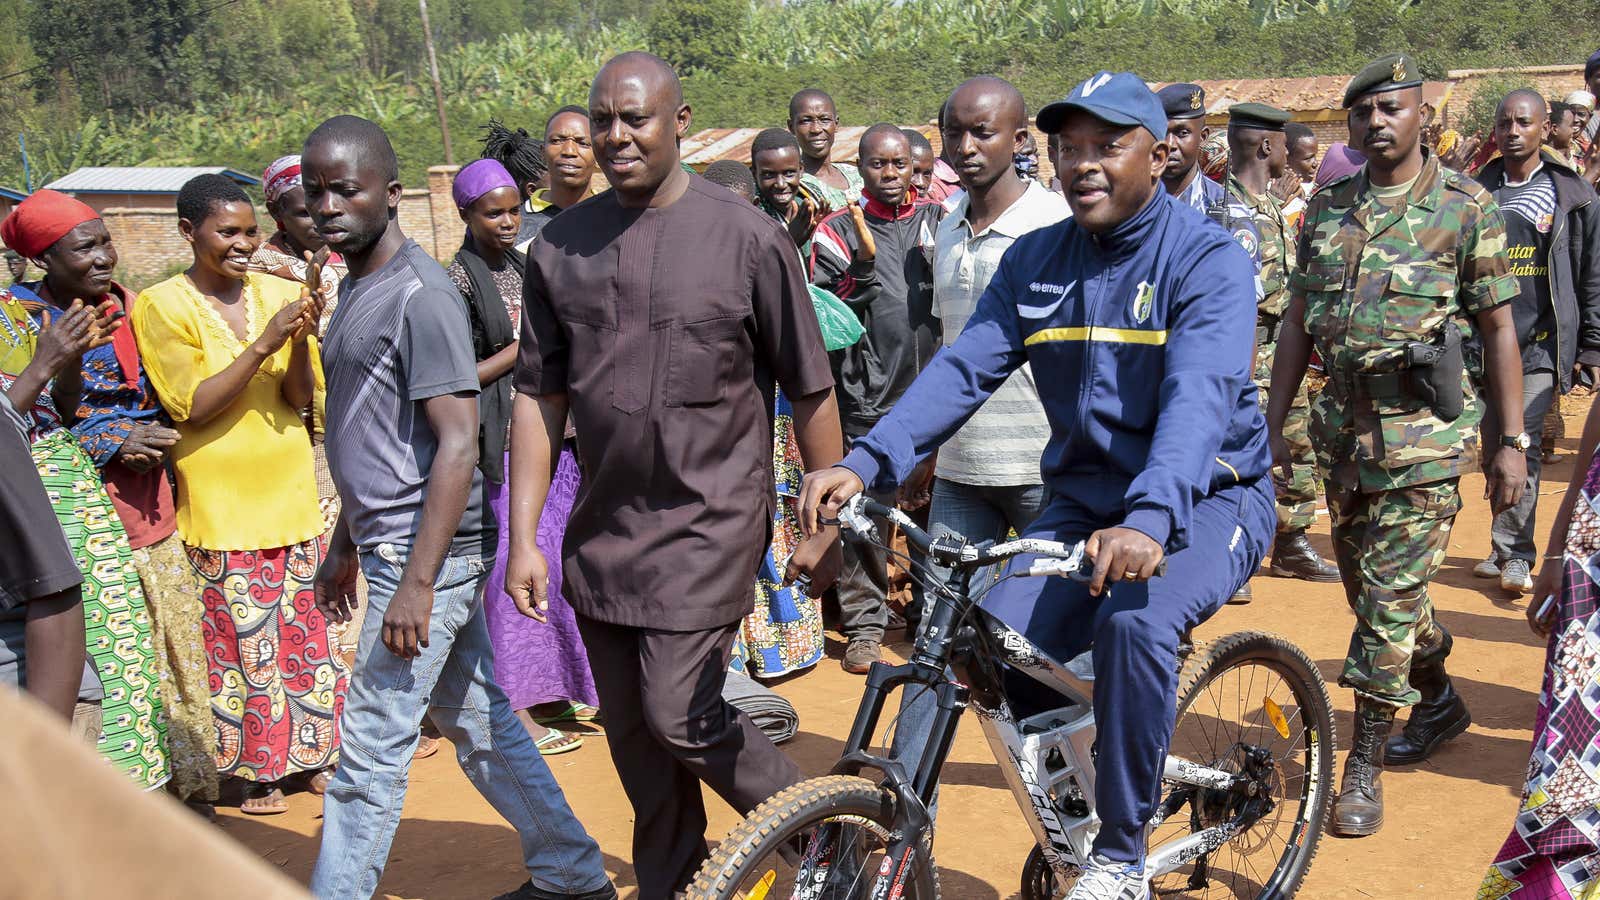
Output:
top-left (1036, 71), bottom-right (1167, 141)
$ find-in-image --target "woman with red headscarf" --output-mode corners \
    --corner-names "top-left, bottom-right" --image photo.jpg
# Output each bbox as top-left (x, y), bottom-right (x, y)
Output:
top-left (0, 190), bottom-right (173, 793)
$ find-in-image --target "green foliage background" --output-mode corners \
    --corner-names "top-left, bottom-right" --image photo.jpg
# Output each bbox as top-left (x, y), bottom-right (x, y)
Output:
top-left (0, 0), bottom-right (1595, 190)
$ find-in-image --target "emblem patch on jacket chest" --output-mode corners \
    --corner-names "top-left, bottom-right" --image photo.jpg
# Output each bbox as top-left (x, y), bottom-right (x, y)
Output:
top-left (1132, 280), bottom-right (1154, 324)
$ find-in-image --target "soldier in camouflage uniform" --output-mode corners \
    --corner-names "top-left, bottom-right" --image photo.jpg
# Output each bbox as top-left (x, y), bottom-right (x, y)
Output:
top-left (1267, 54), bottom-right (1527, 837)
top-left (1225, 103), bottom-right (1341, 606)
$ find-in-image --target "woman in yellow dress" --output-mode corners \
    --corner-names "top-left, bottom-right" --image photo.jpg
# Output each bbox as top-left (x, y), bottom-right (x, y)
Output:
top-left (132, 174), bottom-right (347, 815)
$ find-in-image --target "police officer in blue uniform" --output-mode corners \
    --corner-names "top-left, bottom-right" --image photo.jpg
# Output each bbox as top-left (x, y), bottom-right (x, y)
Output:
top-left (799, 72), bottom-right (1275, 900)
top-left (1157, 82), bottom-right (1227, 217)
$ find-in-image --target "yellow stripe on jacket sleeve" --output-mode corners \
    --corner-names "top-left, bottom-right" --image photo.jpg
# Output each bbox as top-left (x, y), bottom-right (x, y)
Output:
top-left (1023, 326), bottom-right (1169, 346)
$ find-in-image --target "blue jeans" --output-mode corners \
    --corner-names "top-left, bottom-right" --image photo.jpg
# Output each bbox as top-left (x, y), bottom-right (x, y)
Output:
top-left (890, 478), bottom-right (1049, 812)
top-left (309, 544), bottom-right (609, 899)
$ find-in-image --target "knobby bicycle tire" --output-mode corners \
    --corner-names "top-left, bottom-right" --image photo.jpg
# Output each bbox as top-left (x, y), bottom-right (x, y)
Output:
top-left (687, 775), bottom-right (941, 900)
top-left (1169, 629), bottom-right (1337, 898)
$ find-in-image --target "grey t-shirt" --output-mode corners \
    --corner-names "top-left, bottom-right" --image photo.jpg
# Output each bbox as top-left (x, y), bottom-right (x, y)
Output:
top-left (322, 239), bottom-right (492, 556)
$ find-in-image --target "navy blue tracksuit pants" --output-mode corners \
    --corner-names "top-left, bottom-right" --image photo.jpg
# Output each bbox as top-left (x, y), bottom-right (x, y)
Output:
top-left (893, 475), bottom-right (1274, 865)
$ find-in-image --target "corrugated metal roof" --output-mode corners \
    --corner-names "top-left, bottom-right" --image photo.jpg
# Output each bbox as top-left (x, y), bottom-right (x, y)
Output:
top-left (1149, 77), bottom-right (1454, 114)
top-left (682, 125), bottom-right (939, 167)
top-left (43, 167), bottom-right (259, 194)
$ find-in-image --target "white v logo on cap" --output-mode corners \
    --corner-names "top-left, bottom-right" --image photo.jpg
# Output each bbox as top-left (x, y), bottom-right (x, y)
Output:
top-left (1081, 73), bottom-right (1113, 96)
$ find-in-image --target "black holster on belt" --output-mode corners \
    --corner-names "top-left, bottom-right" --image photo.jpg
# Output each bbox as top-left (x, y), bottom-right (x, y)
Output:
top-left (1402, 321), bottom-right (1465, 421)
top-left (1256, 313), bottom-right (1281, 346)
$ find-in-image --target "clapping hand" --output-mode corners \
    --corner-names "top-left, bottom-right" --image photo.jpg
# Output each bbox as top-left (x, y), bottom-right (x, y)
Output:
top-left (35, 299), bottom-right (121, 375)
top-left (1269, 171), bottom-right (1302, 203)
top-left (115, 422), bottom-right (180, 472)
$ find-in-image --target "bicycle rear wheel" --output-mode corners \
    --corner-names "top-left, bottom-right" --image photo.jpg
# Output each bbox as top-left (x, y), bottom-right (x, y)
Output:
top-left (1151, 629), bottom-right (1336, 898)
top-left (687, 775), bottom-right (940, 900)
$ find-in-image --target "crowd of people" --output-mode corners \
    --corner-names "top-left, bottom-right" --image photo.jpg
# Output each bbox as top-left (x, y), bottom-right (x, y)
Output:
top-left (3, 42), bottom-right (1600, 900)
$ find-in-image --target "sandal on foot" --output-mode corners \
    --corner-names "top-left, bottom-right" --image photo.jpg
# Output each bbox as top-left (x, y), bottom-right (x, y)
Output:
top-left (240, 783), bottom-right (289, 816)
top-left (535, 727), bottom-right (584, 756)
top-left (307, 768), bottom-right (334, 796)
top-left (534, 702), bottom-right (602, 726)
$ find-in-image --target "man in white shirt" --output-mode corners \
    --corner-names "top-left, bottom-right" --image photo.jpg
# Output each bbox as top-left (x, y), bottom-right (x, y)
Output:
top-left (889, 74), bottom-right (1069, 775)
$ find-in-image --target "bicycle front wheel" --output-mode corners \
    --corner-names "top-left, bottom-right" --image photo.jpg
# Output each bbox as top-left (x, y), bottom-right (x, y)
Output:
top-left (687, 775), bottom-right (940, 900)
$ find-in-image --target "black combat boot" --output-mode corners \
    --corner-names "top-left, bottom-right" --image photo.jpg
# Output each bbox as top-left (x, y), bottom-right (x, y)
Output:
top-left (1228, 582), bottom-right (1253, 604)
top-left (1385, 659), bottom-right (1471, 764)
top-left (1269, 530), bottom-right (1341, 582)
top-left (1332, 702), bottom-right (1395, 837)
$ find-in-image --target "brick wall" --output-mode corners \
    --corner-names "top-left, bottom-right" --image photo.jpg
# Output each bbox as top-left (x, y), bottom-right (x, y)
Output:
top-left (101, 207), bottom-right (190, 288)
top-left (398, 187), bottom-right (444, 259)
top-left (426, 166), bottom-right (461, 260)
top-left (90, 172), bottom-right (465, 290)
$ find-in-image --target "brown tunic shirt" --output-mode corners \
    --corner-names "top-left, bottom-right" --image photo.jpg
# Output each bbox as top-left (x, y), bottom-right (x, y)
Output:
top-left (516, 175), bottom-right (835, 630)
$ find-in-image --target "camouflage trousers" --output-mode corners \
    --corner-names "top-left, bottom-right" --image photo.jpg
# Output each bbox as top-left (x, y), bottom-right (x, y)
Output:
top-left (1325, 478), bottom-right (1461, 709)
top-left (1256, 341), bottom-right (1319, 532)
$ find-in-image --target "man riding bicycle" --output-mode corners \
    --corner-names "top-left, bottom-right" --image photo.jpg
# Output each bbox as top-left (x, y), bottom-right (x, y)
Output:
top-left (799, 72), bottom-right (1276, 900)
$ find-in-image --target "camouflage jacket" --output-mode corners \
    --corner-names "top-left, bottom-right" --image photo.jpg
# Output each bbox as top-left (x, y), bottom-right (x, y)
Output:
top-left (1227, 173), bottom-right (1294, 319)
top-left (1289, 152), bottom-right (1518, 491)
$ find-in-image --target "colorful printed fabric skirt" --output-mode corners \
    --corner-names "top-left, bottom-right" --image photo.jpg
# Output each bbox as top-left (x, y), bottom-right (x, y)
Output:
top-left (1482, 448), bottom-right (1600, 898)
top-left (30, 429), bottom-right (170, 790)
top-left (186, 538), bottom-right (349, 782)
top-left (738, 391), bottom-right (824, 679)
top-left (484, 446), bottom-right (599, 711)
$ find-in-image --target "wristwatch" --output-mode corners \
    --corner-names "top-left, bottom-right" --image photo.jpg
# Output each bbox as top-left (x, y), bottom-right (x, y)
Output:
top-left (1501, 433), bottom-right (1532, 451)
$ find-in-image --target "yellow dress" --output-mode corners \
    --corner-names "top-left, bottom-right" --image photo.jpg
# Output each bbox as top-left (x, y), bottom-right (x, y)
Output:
top-left (131, 272), bottom-right (322, 552)
top-left (132, 272), bottom-right (347, 782)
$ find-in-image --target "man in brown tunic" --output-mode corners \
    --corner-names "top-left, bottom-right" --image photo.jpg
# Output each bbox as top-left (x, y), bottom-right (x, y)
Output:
top-left (505, 52), bottom-right (844, 897)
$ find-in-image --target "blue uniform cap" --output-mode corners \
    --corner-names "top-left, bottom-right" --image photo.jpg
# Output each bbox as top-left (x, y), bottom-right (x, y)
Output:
top-left (1157, 83), bottom-right (1208, 120)
top-left (1037, 71), bottom-right (1167, 142)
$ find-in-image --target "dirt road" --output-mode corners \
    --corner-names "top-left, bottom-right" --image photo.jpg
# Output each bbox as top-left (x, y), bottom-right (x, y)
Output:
top-left (220, 407), bottom-right (1581, 899)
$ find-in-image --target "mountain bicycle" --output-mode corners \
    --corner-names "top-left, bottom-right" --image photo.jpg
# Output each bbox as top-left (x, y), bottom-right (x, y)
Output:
top-left (689, 494), bottom-right (1335, 899)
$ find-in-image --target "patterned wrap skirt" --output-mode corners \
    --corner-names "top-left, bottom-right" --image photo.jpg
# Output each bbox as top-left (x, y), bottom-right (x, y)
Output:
top-left (1483, 448), bottom-right (1600, 898)
top-left (30, 429), bottom-right (170, 790)
top-left (186, 538), bottom-right (349, 782)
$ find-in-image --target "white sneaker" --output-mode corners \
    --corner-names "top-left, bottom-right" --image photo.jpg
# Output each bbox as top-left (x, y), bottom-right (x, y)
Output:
top-left (1501, 558), bottom-right (1533, 595)
top-left (1473, 558), bottom-right (1501, 579)
top-left (1067, 855), bottom-right (1150, 900)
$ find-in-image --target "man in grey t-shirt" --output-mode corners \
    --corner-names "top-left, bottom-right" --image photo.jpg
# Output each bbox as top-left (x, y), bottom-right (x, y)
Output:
top-left (303, 116), bottom-right (612, 900)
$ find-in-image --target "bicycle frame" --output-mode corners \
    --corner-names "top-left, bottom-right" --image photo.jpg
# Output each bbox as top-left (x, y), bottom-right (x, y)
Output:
top-left (826, 528), bottom-right (1262, 890)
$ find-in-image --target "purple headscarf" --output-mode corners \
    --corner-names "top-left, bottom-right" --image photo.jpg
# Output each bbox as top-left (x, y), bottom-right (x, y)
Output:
top-left (453, 158), bottom-right (518, 209)
top-left (1314, 142), bottom-right (1366, 189)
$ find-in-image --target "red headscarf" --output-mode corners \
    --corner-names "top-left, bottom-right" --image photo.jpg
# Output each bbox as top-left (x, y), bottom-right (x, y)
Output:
top-left (1, 190), bottom-right (140, 388)
top-left (0, 189), bottom-right (100, 259)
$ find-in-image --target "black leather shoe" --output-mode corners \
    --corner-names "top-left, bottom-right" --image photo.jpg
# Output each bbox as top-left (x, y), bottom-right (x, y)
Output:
top-left (1385, 665), bottom-right (1471, 765)
top-left (1332, 703), bottom-right (1395, 837)
top-left (493, 881), bottom-right (619, 900)
top-left (1228, 582), bottom-right (1252, 605)
top-left (1270, 531), bottom-right (1341, 582)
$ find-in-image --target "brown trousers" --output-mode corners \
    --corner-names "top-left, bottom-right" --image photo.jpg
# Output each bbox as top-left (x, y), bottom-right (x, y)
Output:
top-left (577, 615), bottom-right (802, 898)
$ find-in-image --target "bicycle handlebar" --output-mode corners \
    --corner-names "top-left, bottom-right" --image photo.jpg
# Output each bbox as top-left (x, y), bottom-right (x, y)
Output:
top-left (835, 494), bottom-right (1166, 581)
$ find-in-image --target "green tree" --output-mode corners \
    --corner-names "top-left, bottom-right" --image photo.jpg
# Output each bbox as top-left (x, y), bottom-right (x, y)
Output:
top-left (29, 0), bottom-right (204, 113)
top-left (647, 0), bottom-right (749, 74)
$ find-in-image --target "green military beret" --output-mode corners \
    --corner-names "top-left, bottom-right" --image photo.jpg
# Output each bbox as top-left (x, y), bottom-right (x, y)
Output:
top-left (1342, 53), bottom-right (1423, 108)
top-left (1227, 102), bottom-right (1290, 132)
